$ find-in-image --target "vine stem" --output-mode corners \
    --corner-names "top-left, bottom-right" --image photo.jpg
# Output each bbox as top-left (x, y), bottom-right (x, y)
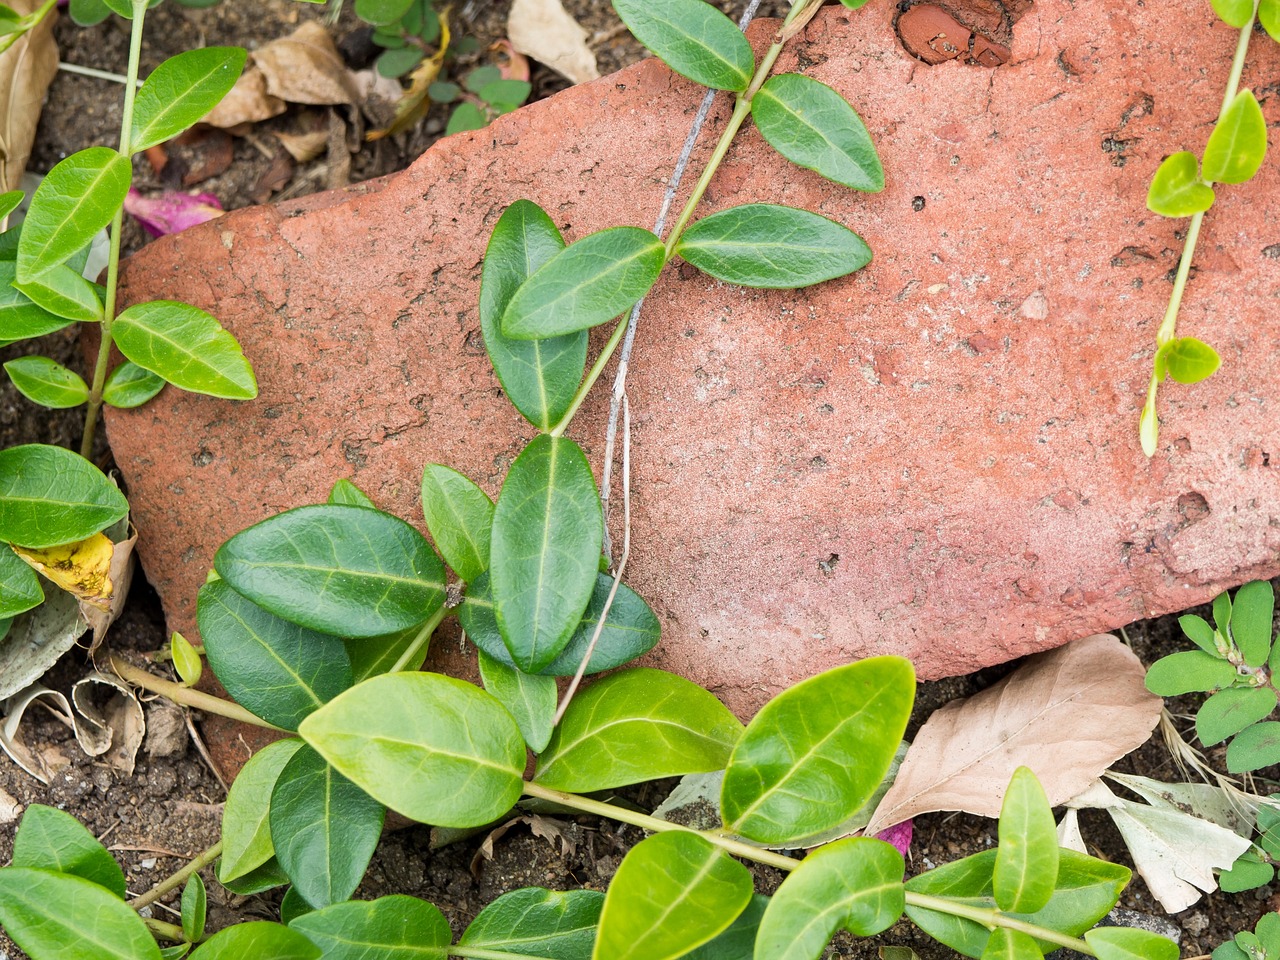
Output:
top-left (109, 654), bottom-right (286, 732)
top-left (143, 917), bottom-right (187, 943)
top-left (389, 605), bottom-right (448, 673)
top-left (129, 840), bottom-right (223, 910)
top-left (81, 0), bottom-right (148, 458)
top-left (901, 893), bottom-right (1093, 954)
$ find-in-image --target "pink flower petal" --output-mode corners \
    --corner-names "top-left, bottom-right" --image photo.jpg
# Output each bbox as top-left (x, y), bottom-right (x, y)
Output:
top-left (125, 188), bottom-right (223, 237)
top-left (875, 819), bottom-right (913, 857)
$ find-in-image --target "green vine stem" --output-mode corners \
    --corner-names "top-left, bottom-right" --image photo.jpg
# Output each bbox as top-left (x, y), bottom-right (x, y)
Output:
top-left (129, 840), bottom-right (223, 911)
top-left (80, 0), bottom-right (149, 458)
top-left (389, 605), bottom-right (449, 673)
top-left (110, 653), bottom-right (286, 732)
top-left (143, 917), bottom-right (187, 943)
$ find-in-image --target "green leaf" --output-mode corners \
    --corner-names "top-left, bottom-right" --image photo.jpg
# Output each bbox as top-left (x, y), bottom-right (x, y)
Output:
top-left (1226, 721), bottom-right (1280, 773)
top-left (464, 65), bottom-right (503, 92)
top-left (1144, 649), bottom-right (1236, 695)
top-left (0, 546), bottom-right (43, 617)
top-left (1218, 851), bottom-right (1274, 893)
top-left (459, 887), bottom-right (605, 960)
top-left (1146, 152), bottom-right (1214, 217)
top-left (16, 147), bottom-right (131, 282)
top-left (480, 200), bottom-right (585, 431)
top-left (219, 857), bottom-right (290, 895)
top-left (344, 625), bottom-right (425, 682)
top-left (1158, 338), bottom-right (1220, 385)
top-left (0, 444), bottom-right (129, 548)
top-left (446, 102), bottom-right (488, 134)
top-left (0, 868), bottom-right (162, 960)
top-left (13, 264), bottom-right (103, 322)
top-left (460, 571), bottom-right (660, 677)
top-left (478, 649), bottom-right (557, 753)
top-left (102, 361), bottom-right (166, 408)
top-left (328, 478), bottom-right (375, 508)
top-left (68, 0), bottom-right (112, 24)
top-left (198, 579), bottom-right (354, 730)
top-left (214, 504), bottom-right (446, 638)
top-left (1085, 927), bottom-right (1179, 960)
top-left (594, 831), bottom-right (753, 960)
top-left (721, 657), bottom-right (914, 845)
top-left (993, 767), bottom-right (1058, 913)
top-left (1197, 686), bottom-right (1277, 746)
top-left (291, 895), bottom-right (452, 959)
top-left (755, 838), bottom-right (904, 960)
top-left (354, 0), bottom-right (415, 23)
top-left (4, 356), bottom-right (89, 408)
top-left (534, 667), bottom-right (743, 792)
top-left (1211, 0), bottom-right (1254, 26)
top-left (376, 46), bottom-right (423, 78)
top-left (675, 204), bottom-right (871, 289)
top-left (490, 435), bottom-right (602, 672)
top-left (101, 0), bottom-right (164, 18)
top-left (269, 744), bottom-right (385, 908)
top-left (1262, 0), bottom-right (1280, 40)
top-left (298, 671), bottom-right (526, 828)
top-left (1215, 943), bottom-right (1250, 960)
top-left (133, 48), bottom-right (248, 152)
top-left (0, 262), bottom-right (76, 341)
top-left (182, 874), bottom-right (207, 943)
top-left (1178, 614), bottom-right (1219, 655)
top-left (12, 804), bottom-right (127, 897)
top-left (421, 464), bottom-right (494, 582)
top-left (218, 739), bottom-right (305, 884)
top-left (0, 190), bottom-right (21, 220)
top-left (1202, 90), bottom-right (1267, 184)
top-left (280, 887), bottom-right (313, 925)
top-left (112, 300), bottom-right (257, 399)
top-left (981, 929), bottom-right (1042, 960)
top-left (478, 79), bottom-right (531, 109)
top-left (1213, 589), bottom-right (1233, 635)
top-left (1230, 580), bottom-right (1274, 667)
top-left (682, 893), bottom-right (767, 960)
top-left (189, 922), bottom-right (321, 960)
top-left (611, 0), bottom-right (753, 91)
top-left (500, 226), bottom-right (664, 339)
top-left (161, 945), bottom-right (193, 960)
top-left (751, 74), bottom-right (883, 192)
top-left (1256, 909), bottom-right (1280, 955)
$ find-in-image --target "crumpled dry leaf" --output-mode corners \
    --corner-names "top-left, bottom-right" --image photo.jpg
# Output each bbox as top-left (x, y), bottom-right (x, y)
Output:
top-left (0, 0), bottom-right (58, 192)
top-left (82, 531), bottom-right (135, 652)
top-left (864, 634), bottom-right (1163, 834)
top-left (0, 684), bottom-right (75, 782)
top-left (368, 10), bottom-right (450, 141)
top-left (469, 814), bottom-right (574, 876)
top-left (0, 587), bottom-right (89, 702)
top-left (508, 0), bottom-right (599, 85)
top-left (71, 671), bottom-right (146, 775)
top-left (14, 533), bottom-right (115, 610)
top-left (202, 65), bottom-right (287, 129)
top-left (0, 786), bottom-right (20, 824)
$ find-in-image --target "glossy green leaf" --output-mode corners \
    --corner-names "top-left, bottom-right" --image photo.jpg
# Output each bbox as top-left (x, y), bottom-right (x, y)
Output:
top-left (4, 355), bottom-right (89, 408)
top-left (1211, 0), bottom-right (1253, 26)
top-left (501, 226), bottom-right (664, 339)
top-left (421, 464), bottom-right (494, 582)
top-left (460, 571), bottom-right (660, 676)
top-left (480, 200), bottom-right (585, 430)
top-left (904, 850), bottom-right (1130, 959)
top-left (1262, 0), bottom-right (1280, 40)
top-left (16, 147), bottom-right (130, 282)
top-left (1146, 152), bottom-right (1214, 217)
top-left (299, 671), bottom-right (526, 827)
top-left (0, 190), bottom-right (21, 220)
top-left (1227, 721), bottom-right (1280, 773)
top-left (169, 629), bottom-right (203, 685)
top-left (189, 922), bottom-right (321, 960)
top-left (270, 744), bottom-right (384, 908)
top-left (535, 668), bottom-right (743, 792)
top-left (291, 895), bottom-right (451, 959)
top-left (1178, 614), bottom-right (1219, 655)
top-left (684, 893), bottom-right (767, 960)
top-left (218, 739), bottom-right (305, 884)
top-left (981, 928), bottom-right (1042, 960)
top-left (478, 649), bottom-right (557, 753)
top-left (0, 544), bottom-right (43, 617)
top-left (355, 0), bottom-right (415, 23)
top-left (1218, 851), bottom-right (1274, 893)
top-left (14, 264), bottom-right (103, 322)
top-left (721, 657), bottom-right (914, 845)
top-left (611, 0), bottom-right (754, 91)
top-left (214, 504), bottom-right (446, 638)
top-left (198, 579), bottom-right (353, 730)
top-left (1230, 580), bottom-right (1274, 667)
top-left (1202, 90), bottom-right (1267, 184)
top-left (1197, 686), bottom-right (1277, 746)
top-left (1144, 650), bottom-right (1235, 696)
top-left (12, 804), bottom-right (127, 897)
top-left (751, 74), bottom-right (883, 191)
top-left (993, 767), bottom-right (1058, 913)
top-left (676, 204), bottom-right (871, 289)
top-left (133, 48), bottom-right (248, 152)
top-left (1085, 927), bottom-right (1178, 960)
top-left (755, 838), bottom-right (904, 960)
top-left (102, 361), bottom-right (166, 408)
top-left (0, 263), bottom-right (76, 341)
top-left (112, 300), bottom-right (257, 399)
top-left (460, 887), bottom-right (605, 959)
top-left (490, 435), bottom-right (602, 672)
top-left (160, 945), bottom-right (192, 960)
top-left (181, 873), bottom-right (207, 943)
top-left (0, 444), bottom-right (129, 548)
top-left (280, 888), bottom-right (313, 926)
top-left (344, 625), bottom-right (425, 682)
top-left (1157, 337), bottom-right (1220, 385)
top-left (594, 831), bottom-right (753, 960)
top-left (328, 478), bottom-right (375, 509)
top-left (0, 868), bottom-right (161, 960)
top-left (220, 857), bottom-right (290, 895)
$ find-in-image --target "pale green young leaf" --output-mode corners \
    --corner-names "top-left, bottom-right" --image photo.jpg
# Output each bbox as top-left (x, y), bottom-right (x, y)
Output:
top-left (160, 944), bottom-right (192, 960)
top-left (1144, 650), bottom-right (1235, 696)
top-left (1158, 338), bottom-right (1220, 385)
top-left (181, 874), bottom-right (207, 943)
top-left (0, 546), bottom-right (43, 618)
top-left (981, 929), bottom-right (1042, 960)
top-left (1139, 399), bottom-right (1158, 457)
top-left (993, 767), bottom-right (1058, 913)
top-left (102, 361), bottom-right (166, 409)
top-left (291, 895), bottom-right (452, 959)
top-left (13, 263), bottom-right (102, 322)
top-left (501, 226), bottom-right (664, 339)
top-left (0, 868), bottom-right (162, 960)
top-left (12, 804), bottom-right (127, 897)
top-left (1226, 721), bottom-right (1280, 773)
top-left (1261, 0), bottom-right (1279, 40)
top-left (1196, 686), bottom-right (1277, 746)
top-left (4, 355), bottom-right (89, 408)
top-left (327, 478), bottom-right (375, 508)
top-left (594, 832), bottom-right (753, 960)
top-left (16, 147), bottom-right (130, 282)
top-left (459, 887), bottom-right (605, 960)
top-left (1084, 927), bottom-right (1179, 960)
top-left (219, 739), bottom-right (305, 884)
top-left (676, 204), bottom-right (871, 288)
top-left (170, 630), bottom-right (203, 687)
top-left (611, 0), bottom-right (754, 92)
top-left (0, 190), bottom-right (21, 220)
top-left (1202, 90), bottom-right (1267, 184)
top-left (751, 74), bottom-right (883, 192)
top-left (1229, 580), bottom-right (1274, 667)
top-left (298, 671), bottom-right (526, 828)
top-left (0, 262), bottom-right (76, 341)
top-left (1146, 152), bottom-right (1214, 217)
top-left (188, 922), bottom-right (320, 960)
top-left (1213, 589), bottom-right (1233, 634)
top-left (421, 463), bottom-right (494, 582)
top-left (133, 48), bottom-right (248, 152)
top-left (0, 444), bottom-right (128, 548)
top-left (478, 649), bottom-right (557, 753)
top-left (1211, 0), bottom-right (1254, 26)
top-left (1178, 614), bottom-right (1219, 655)
top-left (112, 300), bottom-right (257, 400)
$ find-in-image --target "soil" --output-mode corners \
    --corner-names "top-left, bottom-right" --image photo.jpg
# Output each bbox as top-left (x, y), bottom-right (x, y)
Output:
top-left (2, 1), bottom-right (1277, 957)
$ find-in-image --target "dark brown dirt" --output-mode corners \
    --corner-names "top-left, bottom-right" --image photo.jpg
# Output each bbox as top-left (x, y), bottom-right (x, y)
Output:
top-left (2, 1), bottom-right (1276, 957)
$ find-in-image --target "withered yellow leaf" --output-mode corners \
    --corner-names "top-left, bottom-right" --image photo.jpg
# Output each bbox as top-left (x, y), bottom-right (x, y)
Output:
top-left (13, 533), bottom-right (115, 610)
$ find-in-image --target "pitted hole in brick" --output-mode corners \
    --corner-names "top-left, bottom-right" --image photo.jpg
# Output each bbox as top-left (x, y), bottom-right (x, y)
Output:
top-left (895, 0), bottom-right (1032, 66)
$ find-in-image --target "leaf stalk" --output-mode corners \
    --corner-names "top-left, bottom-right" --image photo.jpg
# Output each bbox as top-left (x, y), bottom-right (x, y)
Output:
top-left (129, 840), bottom-right (223, 911)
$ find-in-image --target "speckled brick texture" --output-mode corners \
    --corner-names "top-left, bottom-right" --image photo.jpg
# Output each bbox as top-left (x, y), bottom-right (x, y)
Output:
top-left (108, 2), bottom-right (1280, 724)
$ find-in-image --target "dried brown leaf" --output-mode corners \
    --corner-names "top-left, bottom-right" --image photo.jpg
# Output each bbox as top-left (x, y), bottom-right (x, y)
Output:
top-left (253, 22), bottom-right (360, 107)
top-left (864, 634), bottom-right (1162, 834)
top-left (202, 66), bottom-right (287, 129)
top-left (508, 0), bottom-right (599, 85)
top-left (0, 0), bottom-right (59, 191)
top-left (368, 10), bottom-right (451, 142)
